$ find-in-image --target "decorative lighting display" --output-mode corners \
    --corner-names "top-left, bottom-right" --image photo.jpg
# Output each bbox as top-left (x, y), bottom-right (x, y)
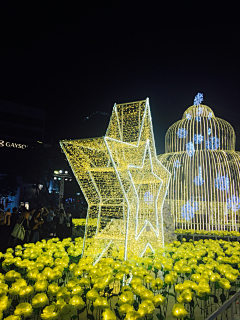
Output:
top-left (159, 94), bottom-right (240, 231)
top-left (60, 99), bottom-right (171, 260)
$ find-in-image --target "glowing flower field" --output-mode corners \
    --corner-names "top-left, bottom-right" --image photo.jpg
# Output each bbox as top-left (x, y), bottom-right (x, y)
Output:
top-left (1, 237), bottom-right (240, 320)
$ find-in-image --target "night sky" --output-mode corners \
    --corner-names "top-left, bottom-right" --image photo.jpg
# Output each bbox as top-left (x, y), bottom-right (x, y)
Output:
top-left (0, 2), bottom-right (240, 154)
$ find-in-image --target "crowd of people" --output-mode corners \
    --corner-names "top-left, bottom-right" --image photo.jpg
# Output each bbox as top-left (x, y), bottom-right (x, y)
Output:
top-left (0, 204), bottom-right (73, 253)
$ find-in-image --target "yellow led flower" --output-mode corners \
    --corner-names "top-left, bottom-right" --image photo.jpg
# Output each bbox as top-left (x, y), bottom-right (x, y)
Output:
top-left (152, 278), bottom-right (164, 290)
top-left (93, 280), bottom-right (107, 291)
top-left (177, 289), bottom-right (194, 303)
top-left (32, 293), bottom-right (49, 309)
top-left (164, 274), bottom-right (175, 285)
top-left (56, 287), bottom-right (71, 300)
top-left (34, 280), bottom-right (48, 292)
top-left (66, 280), bottom-right (78, 290)
top-left (118, 291), bottom-right (134, 305)
top-left (130, 277), bottom-right (142, 287)
top-left (48, 283), bottom-right (60, 296)
top-left (69, 263), bottom-right (77, 272)
top-left (144, 274), bottom-right (154, 283)
top-left (209, 273), bottom-right (221, 282)
top-left (14, 302), bottom-right (33, 317)
top-left (119, 304), bottom-right (134, 316)
top-left (69, 295), bottom-right (85, 310)
top-left (102, 309), bottom-right (117, 320)
top-left (153, 294), bottom-right (166, 307)
top-left (36, 273), bottom-right (47, 281)
top-left (225, 273), bottom-right (238, 283)
top-left (55, 298), bottom-right (66, 311)
top-left (86, 289), bottom-right (99, 301)
top-left (138, 300), bottom-right (155, 316)
top-left (4, 271), bottom-right (21, 282)
top-left (93, 297), bottom-right (109, 310)
top-left (124, 311), bottom-right (142, 320)
top-left (163, 263), bottom-right (173, 271)
top-left (172, 303), bottom-right (188, 318)
top-left (115, 272), bottom-right (125, 280)
top-left (19, 286), bottom-right (34, 298)
top-left (9, 283), bottom-right (21, 296)
top-left (27, 268), bottom-right (39, 281)
top-left (197, 281), bottom-right (211, 297)
top-left (219, 278), bottom-right (231, 290)
top-left (0, 295), bottom-right (9, 312)
top-left (41, 305), bottom-right (59, 320)
top-left (4, 316), bottom-right (20, 320)
top-left (0, 283), bottom-right (8, 297)
top-left (140, 289), bottom-right (154, 301)
top-left (175, 283), bottom-right (185, 293)
top-left (132, 284), bottom-right (146, 296)
top-left (191, 273), bottom-right (201, 282)
top-left (78, 277), bottom-right (90, 287)
top-left (71, 285), bottom-right (83, 296)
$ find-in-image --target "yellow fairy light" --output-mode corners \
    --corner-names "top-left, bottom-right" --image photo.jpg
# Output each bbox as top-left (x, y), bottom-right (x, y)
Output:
top-left (159, 99), bottom-right (240, 231)
top-left (60, 98), bottom-right (170, 260)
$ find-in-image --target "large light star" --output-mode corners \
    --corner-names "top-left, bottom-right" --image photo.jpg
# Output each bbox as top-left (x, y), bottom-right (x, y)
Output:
top-left (60, 98), bottom-right (170, 260)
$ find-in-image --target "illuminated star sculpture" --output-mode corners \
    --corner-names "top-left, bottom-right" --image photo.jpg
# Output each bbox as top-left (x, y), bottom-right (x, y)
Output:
top-left (60, 99), bottom-right (171, 261)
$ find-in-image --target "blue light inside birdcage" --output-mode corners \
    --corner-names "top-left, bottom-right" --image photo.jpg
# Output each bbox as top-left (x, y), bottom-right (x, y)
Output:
top-left (214, 174), bottom-right (230, 192)
top-left (186, 142), bottom-right (195, 157)
top-left (177, 128), bottom-right (188, 138)
top-left (194, 134), bottom-right (204, 144)
top-left (193, 166), bottom-right (204, 186)
top-left (227, 196), bottom-right (240, 212)
top-left (181, 199), bottom-right (199, 220)
top-left (206, 137), bottom-right (220, 150)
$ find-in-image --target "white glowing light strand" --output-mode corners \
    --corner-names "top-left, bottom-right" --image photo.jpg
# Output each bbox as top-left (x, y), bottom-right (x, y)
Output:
top-left (146, 98), bottom-right (171, 248)
top-left (93, 240), bottom-right (113, 266)
top-left (140, 243), bottom-right (155, 257)
top-left (104, 136), bottom-right (131, 261)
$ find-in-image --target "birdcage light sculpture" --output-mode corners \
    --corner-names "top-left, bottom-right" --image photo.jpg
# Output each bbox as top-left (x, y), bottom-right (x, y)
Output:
top-left (60, 99), bottom-right (170, 260)
top-left (159, 94), bottom-right (240, 231)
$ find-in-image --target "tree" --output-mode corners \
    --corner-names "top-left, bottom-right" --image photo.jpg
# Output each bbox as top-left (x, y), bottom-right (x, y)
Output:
top-left (0, 174), bottom-right (18, 198)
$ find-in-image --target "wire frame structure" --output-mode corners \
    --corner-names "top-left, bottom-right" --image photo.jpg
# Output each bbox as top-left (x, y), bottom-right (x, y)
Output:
top-left (159, 103), bottom-right (240, 231)
top-left (60, 99), bottom-right (170, 261)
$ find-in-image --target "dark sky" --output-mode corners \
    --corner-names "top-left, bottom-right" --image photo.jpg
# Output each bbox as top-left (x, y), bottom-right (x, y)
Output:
top-left (0, 2), bottom-right (240, 154)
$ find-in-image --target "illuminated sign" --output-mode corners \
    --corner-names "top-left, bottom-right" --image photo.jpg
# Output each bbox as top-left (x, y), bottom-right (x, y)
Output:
top-left (0, 140), bottom-right (28, 149)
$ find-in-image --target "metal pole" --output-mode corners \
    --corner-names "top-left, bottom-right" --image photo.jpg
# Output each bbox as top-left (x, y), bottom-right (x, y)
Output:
top-left (59, 178), bottom-right (64, 208)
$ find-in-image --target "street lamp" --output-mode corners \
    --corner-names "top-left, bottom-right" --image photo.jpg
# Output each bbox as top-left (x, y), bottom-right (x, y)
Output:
top-left (53, 170), bottom-right (72, 208)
